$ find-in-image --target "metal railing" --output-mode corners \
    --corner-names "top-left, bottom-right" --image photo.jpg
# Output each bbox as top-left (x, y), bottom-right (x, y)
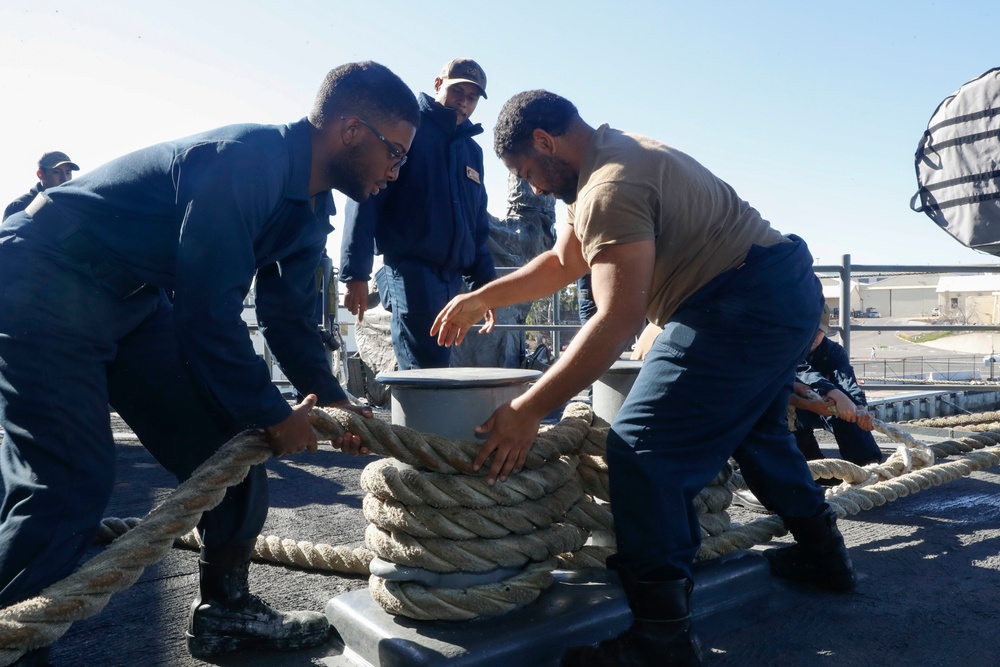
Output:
top-left (853, 354), bottom-right (995, 381)
top-left (489, 256), bottom-right (1000, 392)
top-left (484, 267), bottom-right (583, 354)
top-left (818, 255), bottom-right (1000, 390)
top-left (821, 256), bottom-right (1000, 356)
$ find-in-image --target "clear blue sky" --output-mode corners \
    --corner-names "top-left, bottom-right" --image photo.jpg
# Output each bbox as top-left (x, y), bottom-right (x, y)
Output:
top-left (2, 0), bottom-right (997, 266)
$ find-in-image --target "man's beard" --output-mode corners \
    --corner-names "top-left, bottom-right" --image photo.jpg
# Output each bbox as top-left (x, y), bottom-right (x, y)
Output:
top-left (326, 144), bottom-right (371, 202)
top-left (537, 154), bottom-right (579, 204)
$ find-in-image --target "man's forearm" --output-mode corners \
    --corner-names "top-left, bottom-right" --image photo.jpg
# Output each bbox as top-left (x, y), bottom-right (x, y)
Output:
top-left (475, 249), bottom-right (583, 309)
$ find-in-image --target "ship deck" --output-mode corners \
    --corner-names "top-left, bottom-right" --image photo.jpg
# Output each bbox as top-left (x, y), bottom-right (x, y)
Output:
top-left (14, 416), bottom-right (1000, 667)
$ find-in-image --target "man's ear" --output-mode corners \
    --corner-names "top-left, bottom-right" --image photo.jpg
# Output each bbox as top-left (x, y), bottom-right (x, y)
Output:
top-left (532, 129), bottom-right (557, 156)
top-left (36, 169), bottom-right (44, 181)
top-left (338, 116), bottom-right (361, 147)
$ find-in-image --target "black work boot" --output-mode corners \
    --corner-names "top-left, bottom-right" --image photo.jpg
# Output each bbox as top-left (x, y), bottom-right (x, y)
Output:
top-left (764, 507), bottom-right (855, 592)
top-left (561, 572), bottom-right (704, 667)
top-left (185, 542), bottom-right (330, 657)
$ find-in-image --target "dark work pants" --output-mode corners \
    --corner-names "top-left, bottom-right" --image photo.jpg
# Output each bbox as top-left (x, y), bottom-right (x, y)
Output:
top-left (606, 236), bottom-right (828, 580)
top-left (0, 237), bottom-right (267, 607)
top-left (795, 412), bottom-right (884, 465)
top-left (383, 258), bottom-right (465, 370)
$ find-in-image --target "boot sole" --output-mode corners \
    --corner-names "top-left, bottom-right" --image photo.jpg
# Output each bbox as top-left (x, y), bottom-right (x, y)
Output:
top-left (185, 626), bottom-right (330, 657)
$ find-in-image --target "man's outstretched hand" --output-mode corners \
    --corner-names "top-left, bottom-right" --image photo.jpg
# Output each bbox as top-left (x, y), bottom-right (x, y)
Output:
top-left (431, 293), bottom-right (490, 347)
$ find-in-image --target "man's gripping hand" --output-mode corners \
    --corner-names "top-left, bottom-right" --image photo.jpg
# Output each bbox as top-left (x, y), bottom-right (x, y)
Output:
top-left (264, 394), bottom-right (320, 457)
top-left (326, 399), bottom-right (373, 455)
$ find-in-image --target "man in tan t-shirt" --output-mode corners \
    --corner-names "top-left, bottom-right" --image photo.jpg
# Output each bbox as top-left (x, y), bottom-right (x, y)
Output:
top-left (432, 90), bottom-right (855, 666)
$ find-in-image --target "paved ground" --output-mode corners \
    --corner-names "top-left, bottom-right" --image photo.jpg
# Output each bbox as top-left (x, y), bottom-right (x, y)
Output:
top-left (14, 418), bottom-right (1000, 667)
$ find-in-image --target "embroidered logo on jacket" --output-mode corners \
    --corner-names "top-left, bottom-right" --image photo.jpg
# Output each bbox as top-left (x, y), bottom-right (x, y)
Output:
top-left (466, 166), bottom-right (481, 184)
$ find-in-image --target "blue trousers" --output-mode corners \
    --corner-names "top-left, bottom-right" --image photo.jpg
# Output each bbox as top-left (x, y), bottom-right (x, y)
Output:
top-left (383, 258), bottom-right (465, 370)
top-left (0, 233), bottom-right (268, 607)
top-left (606, 237), bottom-right (828, 580)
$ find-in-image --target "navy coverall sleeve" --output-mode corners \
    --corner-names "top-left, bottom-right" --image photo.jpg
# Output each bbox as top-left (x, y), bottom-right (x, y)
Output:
top-left (796, 360), bottom-right (838, 396)
top-left (465, 193), bottom-right (497, 290)
top-left (255, 246), bottom-right (347, 405)
top-left (800, 339), bottom-right (868, 407)
top-left (170, 142), bottom-right (294, 429)
top-left (825, 344), bottom-right (868, 406)
top-left (340, 196), bottom-right (381, 283)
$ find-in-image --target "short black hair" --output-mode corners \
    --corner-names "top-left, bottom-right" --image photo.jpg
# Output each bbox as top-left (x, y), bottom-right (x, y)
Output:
top-left (309, 61), bottom-right (420, 130)
top-left (494, 90), bottom-right (579, 158)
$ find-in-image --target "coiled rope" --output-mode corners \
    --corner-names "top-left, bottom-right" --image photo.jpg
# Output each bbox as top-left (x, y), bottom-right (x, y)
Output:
top-left (0, 406), bottom-right (597, 661)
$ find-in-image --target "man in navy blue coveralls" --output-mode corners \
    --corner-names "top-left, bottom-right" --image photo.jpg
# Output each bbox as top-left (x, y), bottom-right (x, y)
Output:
top-left (0, 61), bottom-right (419, 662)
top-left (433, 90), bottom-right (856, 667)
top-left (340, 58), bottom-right (496, 369)
top-left (793, 309), bottom-right (883, 466)
top-left (2, 151), bottom-right (80, 222)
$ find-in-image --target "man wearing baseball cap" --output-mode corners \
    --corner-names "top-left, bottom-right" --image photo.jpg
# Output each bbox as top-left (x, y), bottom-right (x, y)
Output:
top-left (340, 57), bottom-right (496, 370)
top-left (2, 151), bottom-right (80, 221)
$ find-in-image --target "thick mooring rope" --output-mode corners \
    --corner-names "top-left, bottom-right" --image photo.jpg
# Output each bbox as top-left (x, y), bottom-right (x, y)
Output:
top-left (715, 416), bottom-right (1000, 559)
top-left (0, 407), bottom-right (597, 659)
top-left (95, 519), bottom-right (373, 575)
top-left (0, 432), bottom-right (272, 666)
top-left (350, 406), bottom-right (597, 620)
top-left (907, 410), bottom-right (1000, 429)
top-left (369, 558), bottom-right (558, 621)
top-left (9, 400), bottom-right (1000, 660)
top-left (310, 406), bottom-right (588, 474)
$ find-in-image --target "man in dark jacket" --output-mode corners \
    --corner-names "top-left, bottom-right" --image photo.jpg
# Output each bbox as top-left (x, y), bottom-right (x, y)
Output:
top-left (791, 306), bottom-right (883, 466)
top-left (2, 151), bottom-right (79, 221)
top-left (0, 61), bottom-right (418, 664)
top-left (340, 57), bottom-right (496, 369)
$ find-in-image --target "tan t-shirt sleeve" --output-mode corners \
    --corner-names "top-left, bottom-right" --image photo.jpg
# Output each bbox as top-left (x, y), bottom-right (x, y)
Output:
top-left (572, 181), bottom-right (658, 265)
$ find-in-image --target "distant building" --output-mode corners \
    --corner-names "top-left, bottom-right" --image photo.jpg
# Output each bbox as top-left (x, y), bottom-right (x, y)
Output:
top-left (818, 272), bottom-right (1000, 321)
top-left (935, 274), bottom-right (1000, 324)
top-left (820, 278), bottom-right (862, 320)
top-left (859, 273), bottom-right (946, 318)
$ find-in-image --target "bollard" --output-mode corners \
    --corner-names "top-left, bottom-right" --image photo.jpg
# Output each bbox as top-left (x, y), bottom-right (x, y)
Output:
top-left (592, 360), bottom-right (643, 427)
top-left (377, 367), bottom-right (542, 440)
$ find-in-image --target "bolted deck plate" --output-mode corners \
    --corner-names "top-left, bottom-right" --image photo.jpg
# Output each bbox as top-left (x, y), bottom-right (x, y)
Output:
top-left (322, 551), bottom-right (770, 667)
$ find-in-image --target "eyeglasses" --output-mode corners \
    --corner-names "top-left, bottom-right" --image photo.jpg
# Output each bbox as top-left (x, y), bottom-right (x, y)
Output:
top-left (353, 117), bottom-right (408, 172)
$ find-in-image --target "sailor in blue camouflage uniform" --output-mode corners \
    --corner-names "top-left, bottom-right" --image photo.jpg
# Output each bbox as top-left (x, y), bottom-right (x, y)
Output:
top-left (792, 306), bottom-right (884, 466)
